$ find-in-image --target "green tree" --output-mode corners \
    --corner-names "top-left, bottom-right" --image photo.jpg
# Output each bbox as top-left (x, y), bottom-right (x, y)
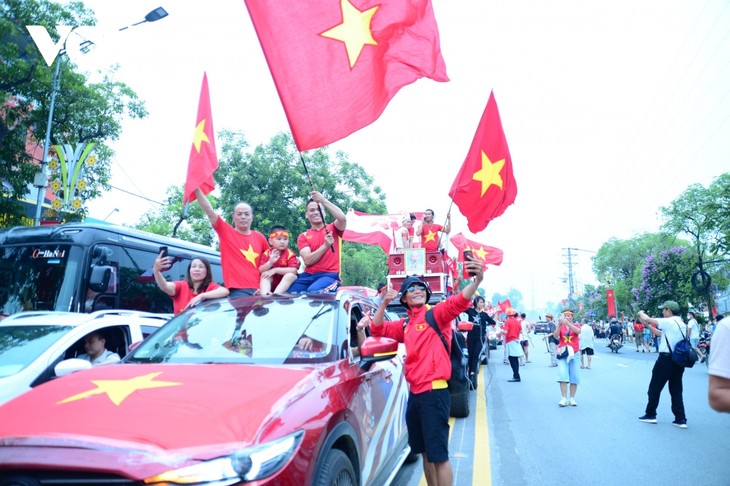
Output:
top-left (633, 247), bottom-right (696, 314)
top-left (135, 185), bottom-right (215, 247)
top-left (661, 173), bottom-right (730, 311)
top-left (592, 233), bottom-right (678, 314)
top-left (1, 0), bottom-right (147, 226)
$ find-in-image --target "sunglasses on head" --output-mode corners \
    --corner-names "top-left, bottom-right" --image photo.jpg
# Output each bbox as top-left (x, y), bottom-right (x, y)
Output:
top-left (406, 284), bottom-right (426, 293)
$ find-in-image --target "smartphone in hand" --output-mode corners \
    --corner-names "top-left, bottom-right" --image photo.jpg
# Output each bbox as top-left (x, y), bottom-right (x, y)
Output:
top-left (463, 250), bottom-right (476, 277)
top-left (159, 246), bottom-right (168, 259)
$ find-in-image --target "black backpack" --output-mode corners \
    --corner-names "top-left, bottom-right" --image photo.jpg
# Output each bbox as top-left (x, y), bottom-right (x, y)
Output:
top-left (665, 320), bottom-right (698, 368)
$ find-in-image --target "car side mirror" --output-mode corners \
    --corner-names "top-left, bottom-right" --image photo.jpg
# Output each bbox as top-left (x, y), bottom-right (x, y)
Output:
top-left (359, 337), bottom-right (398, 371)
top-left (54, 358), bottom-right (92, 377)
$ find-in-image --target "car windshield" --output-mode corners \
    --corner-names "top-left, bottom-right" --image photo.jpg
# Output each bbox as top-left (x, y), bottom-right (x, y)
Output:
top-left (0, 325), bottom-right (74, 377)
top-left (127, 297), bottom-right (339, 365)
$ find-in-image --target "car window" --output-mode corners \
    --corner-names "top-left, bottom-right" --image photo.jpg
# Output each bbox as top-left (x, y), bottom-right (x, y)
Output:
top-left (0, 325), bottom-right (73, 377)
top-left (128, 298), bottom-right (338, 365)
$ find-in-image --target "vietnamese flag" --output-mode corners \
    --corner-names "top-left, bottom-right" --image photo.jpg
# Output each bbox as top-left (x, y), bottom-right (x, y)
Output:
top-left (183, 73), bottom-right (218, 204)
top-left (607, 289), bottom-right (616, 317)
top-left (449, 91), bottom-right (517, 233)
top-left (450, 232), bottom-right (504, 268)
top-left (244, 0), bottom-right (449, 151)
top-left (342, 209), bottom-right (401, 254)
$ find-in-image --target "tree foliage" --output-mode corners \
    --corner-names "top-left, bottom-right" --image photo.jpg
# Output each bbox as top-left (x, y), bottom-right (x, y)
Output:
top-left (1, 0), bottom-right (147, 226)
top-left (632, 247), bottom-right (696, 314)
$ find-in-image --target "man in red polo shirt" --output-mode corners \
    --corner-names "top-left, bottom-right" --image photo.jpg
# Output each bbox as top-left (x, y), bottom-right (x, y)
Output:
top-left (371, 256), bottom-right (484, 486)
top-left (288, 191), bottom-right (347, 293)
top-left (195, 188), bottom-right (268, 297)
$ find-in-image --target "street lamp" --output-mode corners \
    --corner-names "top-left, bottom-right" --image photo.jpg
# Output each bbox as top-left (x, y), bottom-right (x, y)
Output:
top-left (33, 7), bottom-right (169, 226)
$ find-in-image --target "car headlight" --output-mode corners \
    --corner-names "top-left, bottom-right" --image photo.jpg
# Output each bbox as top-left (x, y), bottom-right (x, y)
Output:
top-left (145, 431), bottom-right (303, 484)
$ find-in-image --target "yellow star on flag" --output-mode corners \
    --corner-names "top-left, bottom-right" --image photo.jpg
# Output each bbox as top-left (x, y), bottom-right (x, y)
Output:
top-left (193, 119), bottom-right (210, 153)
top-left (472, 151), bottom-right (505, 197)
top-left (240, 244), bottom-right (260, 266)
top-left (57, 372), bottom-right (182, 406)
top-left (424, 231), bottom-right (437, 243)
top-left (473, 246), bottom-right (489, 260)
top-left (321, 0), bottom-right (379, 69)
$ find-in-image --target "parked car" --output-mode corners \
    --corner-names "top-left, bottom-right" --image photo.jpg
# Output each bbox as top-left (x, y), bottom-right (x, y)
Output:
top-left (533, 320), bottom-right (550, 334)
top-left (0, 291), bottom-right (411, 485)
top-left (0, 309), bottom-right (169, 404)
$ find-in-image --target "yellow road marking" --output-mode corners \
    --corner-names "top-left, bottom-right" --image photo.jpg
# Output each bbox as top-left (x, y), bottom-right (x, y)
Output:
top-left (474, 365), bottom-right (491, 485)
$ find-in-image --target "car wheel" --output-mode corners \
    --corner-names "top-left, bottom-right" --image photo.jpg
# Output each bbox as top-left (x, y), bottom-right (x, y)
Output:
top-left (314, 449), bottom-right (356, 486)
top-left (450, 383), bottom-right (470, 418)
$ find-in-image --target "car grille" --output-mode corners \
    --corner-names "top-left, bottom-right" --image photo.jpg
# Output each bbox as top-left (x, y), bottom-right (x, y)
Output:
top-left (0, 470), bottom-right (142, 486)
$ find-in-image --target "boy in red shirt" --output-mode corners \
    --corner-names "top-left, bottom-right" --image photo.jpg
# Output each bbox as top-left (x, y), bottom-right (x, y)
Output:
top-left (258, 225), bottom-right (299, 295)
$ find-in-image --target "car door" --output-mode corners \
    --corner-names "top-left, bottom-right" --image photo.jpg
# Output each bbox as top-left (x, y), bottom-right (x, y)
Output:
top-left (346, 300), bottom-right (409, 484)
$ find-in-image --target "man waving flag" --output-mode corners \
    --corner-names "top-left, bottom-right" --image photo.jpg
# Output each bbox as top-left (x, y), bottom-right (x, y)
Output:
top-left (183, 73), bottom-right (218, 204)
top-left (449, 91), bottom-right (517, 233)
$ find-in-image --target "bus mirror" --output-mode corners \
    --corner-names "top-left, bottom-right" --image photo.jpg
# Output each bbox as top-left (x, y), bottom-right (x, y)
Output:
top-left (89, 265), bottom-right (112, 293)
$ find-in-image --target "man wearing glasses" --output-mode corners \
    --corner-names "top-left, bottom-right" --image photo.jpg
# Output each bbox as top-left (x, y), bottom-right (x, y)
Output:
top-left (370, 257), bottom-right (484, 486)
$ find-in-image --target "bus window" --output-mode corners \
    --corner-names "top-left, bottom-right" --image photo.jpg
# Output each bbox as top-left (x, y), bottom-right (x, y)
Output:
top-left (0, 245), bottom-right (81, 315)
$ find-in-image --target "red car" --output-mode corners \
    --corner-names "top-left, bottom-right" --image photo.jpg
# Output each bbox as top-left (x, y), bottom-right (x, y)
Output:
top-left (0, 291), bottom-right (411, 485)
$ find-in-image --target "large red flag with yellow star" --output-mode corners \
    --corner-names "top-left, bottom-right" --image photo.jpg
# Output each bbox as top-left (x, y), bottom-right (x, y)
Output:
top-left (244, 0), bottom-right (448, 151)
top-left (183, 73), bottom-right (218, 204)
top-left (449, 91), bottom-right (517, 233)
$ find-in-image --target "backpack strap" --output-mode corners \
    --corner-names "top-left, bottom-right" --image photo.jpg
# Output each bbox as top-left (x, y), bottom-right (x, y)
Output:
top-left (423, 308), bottom-right (449, 352)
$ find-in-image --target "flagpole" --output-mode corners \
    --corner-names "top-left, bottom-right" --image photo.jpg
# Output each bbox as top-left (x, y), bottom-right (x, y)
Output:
top-left (299, 152), bottom-right (335, 253)
top-left (437, 199), bottom-right (455, 251)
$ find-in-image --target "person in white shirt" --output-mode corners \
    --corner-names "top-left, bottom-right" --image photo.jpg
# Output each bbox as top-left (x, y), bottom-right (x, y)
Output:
top-left (708, 314), bottom-right (730, 412)
top-left (687, 311), bottom-right (704, 361)
top-left (520, 313), bottom-right (531, 364)
top-left (579, 319), bottom-right (595, 369)
top-left (636, 300), bottom-right (690, 428)
top-left (77, 331), bottom-right (120, 366)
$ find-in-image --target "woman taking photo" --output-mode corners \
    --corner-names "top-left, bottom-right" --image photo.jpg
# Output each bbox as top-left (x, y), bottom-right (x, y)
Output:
top-left (153, 252), bottom-right (229, 315)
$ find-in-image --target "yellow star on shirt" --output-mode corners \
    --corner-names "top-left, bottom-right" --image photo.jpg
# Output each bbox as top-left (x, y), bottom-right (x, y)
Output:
top-left (562, 334), bottom-right (573, 344)
top-left (57, 372), bottom-right (182, 406)
top-left (240, 244), bottom-right (260, 266)
top-left (472, 151), bottom-right (505, 197)
top-left (193, 119), bottom-right (210, 153)
top-left (320, 0), bottom-right (379, 69)
top-left (423, 231), bottom-right (437, 243)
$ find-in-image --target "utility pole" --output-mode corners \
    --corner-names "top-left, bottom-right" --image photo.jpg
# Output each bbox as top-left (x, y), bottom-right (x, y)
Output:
top-left (562, 247), bottom-right (576, 299)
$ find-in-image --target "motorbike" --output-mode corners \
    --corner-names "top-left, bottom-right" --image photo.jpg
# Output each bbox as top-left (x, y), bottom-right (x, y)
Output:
top-left (698, 330), bottom-right (711, 366)
top-left (608, 333), bottom-right (623, 353)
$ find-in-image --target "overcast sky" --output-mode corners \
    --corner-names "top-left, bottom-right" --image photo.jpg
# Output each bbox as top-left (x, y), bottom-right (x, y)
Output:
top-left (55, 0), bottom-right (730, 312)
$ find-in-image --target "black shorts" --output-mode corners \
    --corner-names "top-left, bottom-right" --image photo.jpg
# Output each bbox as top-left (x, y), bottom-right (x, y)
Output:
top-left (406, 388), bottom-right (450, 463)
top-left (581, 347), bottom-right (594, 355)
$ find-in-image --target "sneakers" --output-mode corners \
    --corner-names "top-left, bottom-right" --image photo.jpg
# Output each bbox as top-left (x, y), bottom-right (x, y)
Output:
top-left (672, 419), bottom-right (688, 429)
top-left (558, 397), bottom-right (569, 407)
top-left (569, 397), bottom-right (578, 406)
top-left (638, 414), bottom-right (657, 424)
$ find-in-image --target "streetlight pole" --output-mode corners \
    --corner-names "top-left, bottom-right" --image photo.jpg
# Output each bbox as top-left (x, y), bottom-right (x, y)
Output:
top-left (32, 7), bottom-right (169, 226)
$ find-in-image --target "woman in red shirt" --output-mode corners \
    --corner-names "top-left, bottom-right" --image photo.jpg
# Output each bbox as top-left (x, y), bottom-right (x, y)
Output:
top-left (153, 253), bottom-right (229, 315)
top-left (501, 308), bottom-right (524, 382)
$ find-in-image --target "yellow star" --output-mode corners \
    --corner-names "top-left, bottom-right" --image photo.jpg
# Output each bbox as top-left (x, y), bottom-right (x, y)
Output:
top-left (563, 335), bottom-right (573, 343)
top-left (472, 151), bottom-right (506, 197)
top-left (320, 0), bottom-right (379, 69)
top-left (193, 119), bottom-right (210, 153)
top-left (473, 246), bottom-right (489, 260)
top-left (240, 244), bottom-right (260, 266)
top-left (424, 231), bottom-right (437, 243)
top-left (57, 372), bottom-right (182, 406)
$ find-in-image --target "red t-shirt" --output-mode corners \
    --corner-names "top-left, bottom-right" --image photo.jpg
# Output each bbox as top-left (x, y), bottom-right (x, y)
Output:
top-left (261, 248), bottom-right (299, 286)
top-left (213, 217), bottom-right (268, 289)
top-left (172, 280), bottom-right (222, 315)
top-left (558, 324), bottom-right (580, 352)
top-left (297, 223), bottom-right (343, 274)
top-left (420, 223), bottom-right (443, 252)
top-left (503, 317), bottom-right (521, 343)
top-left (371, 293), bottom-right (471, 394)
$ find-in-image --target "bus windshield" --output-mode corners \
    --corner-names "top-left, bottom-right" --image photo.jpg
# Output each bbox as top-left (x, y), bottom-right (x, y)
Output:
top-left (0, 244), bottom-right (82, 316)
